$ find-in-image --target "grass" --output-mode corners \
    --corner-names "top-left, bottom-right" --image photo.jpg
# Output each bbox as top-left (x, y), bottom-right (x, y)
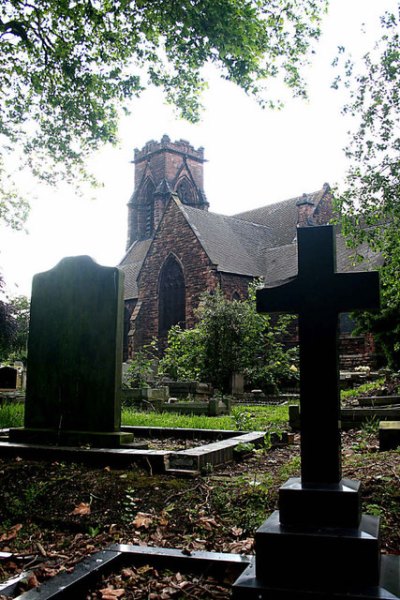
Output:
top-left (0, 402), bottom-right (289, 432)
top-left (341, 378), bottom-right (385, 402)
top-left (122, 404), bottom-right (289, 431)
top-left (0, 403), bottom-right (24, 428)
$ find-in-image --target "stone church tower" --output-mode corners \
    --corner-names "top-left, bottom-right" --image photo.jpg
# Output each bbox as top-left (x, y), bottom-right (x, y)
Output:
top-left (126, 135), bottom-right (209, 248)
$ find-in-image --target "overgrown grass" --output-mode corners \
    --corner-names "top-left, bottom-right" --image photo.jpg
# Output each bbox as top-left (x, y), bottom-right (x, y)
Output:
top-left (0, 403), bottom-right (24, 428)
top-left (0, 402), bottom-right (289, 432)
top-left (122, 404), bottom-right (289, 431)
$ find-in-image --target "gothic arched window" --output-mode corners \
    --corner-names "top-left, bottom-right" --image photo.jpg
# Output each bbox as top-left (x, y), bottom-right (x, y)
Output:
top-left (176, 177), bottom-right (195, 205)
top-left (158, 256), bottom-right (186, 336)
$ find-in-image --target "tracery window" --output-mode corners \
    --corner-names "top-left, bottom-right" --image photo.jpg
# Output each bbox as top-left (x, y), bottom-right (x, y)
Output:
top-left (158, 256), bottom-right (186, 335)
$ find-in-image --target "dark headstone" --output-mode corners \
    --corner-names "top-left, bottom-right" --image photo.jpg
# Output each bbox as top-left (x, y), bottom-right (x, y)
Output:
top-left (0, 366), bottom-right (17, 390)
top-left (233, 226), bottom-right (400, 599)
top-left (10, 256), bottom-right (133, 447)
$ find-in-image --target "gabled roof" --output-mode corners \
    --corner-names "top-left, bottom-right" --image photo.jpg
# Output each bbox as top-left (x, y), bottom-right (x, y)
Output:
top-left (179, 203), bottom-right (271, 277)
top-left (118, 239), bottom-right (152, 299)
top-left (234, 186), bottom-right (330, 247)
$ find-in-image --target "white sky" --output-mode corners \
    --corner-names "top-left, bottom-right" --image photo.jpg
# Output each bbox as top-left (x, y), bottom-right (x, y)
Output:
top-left (0, 0), bottom-right (397, 297)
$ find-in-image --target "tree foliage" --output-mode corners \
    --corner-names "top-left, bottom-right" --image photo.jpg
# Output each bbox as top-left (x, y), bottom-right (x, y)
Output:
top-left (0, 287), bottom-right (30, 362)
top-left (160, 286), bottom-right (298, 393)
top-left (333, 5), bottom-right (400, 368)
top-left (0, 0), bottom-right (327, 227)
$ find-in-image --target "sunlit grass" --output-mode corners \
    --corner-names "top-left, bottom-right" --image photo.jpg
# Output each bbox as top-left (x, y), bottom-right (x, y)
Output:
top-left (122, 404), bottom-right (289, 431)
top-left (0, 402), bottom-right (289, 432)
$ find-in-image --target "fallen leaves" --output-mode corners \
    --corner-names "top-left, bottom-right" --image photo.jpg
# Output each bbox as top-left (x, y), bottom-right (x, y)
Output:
top-left (70, 502), bottom-right (91, 516)
top-left (131, 512), bottom-right (153, 529)
top-left (0, 524), bottom-right (22, 543)
top-left (89, 566), bottom-right (233, 599)
top-left (100, 587), bottom-right (125, 599)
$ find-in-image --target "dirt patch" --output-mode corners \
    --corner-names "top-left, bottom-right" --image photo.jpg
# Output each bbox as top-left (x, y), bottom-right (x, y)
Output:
top-left (0, 429), bottom-right (398, 598)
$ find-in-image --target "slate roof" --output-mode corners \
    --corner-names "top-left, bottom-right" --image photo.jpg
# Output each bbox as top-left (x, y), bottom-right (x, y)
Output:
top-left (262, 235), bottom-right (383, 287)
top-left (180, 203), bottom-right (272, 277)
top-left (118, 239), bottom-right (152, 299)
top-left (234, 188), bottom-right (329, 248)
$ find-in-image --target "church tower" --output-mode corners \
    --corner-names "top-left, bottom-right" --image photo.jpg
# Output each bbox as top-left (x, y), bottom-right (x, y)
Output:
top-left (126, 135), bottom-right (209, 248)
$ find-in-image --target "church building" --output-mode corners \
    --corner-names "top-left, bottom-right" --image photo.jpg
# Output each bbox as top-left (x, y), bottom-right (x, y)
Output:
top-left (119, 136), bottom-right (380, 364)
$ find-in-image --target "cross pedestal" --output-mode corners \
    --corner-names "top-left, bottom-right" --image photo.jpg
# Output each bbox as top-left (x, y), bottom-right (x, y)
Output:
top-left (233, 226), bottom-right (400, 599)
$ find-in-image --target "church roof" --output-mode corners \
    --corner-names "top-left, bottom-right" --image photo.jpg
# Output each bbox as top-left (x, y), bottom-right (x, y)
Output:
top-left (118, 185), bottom-right (381, 301)
top-left (179, 203), bottom-right (271, 277)
top-left (234, 186), bottom-right (329, 247)
top-left (262, 235), bottom-right (383, 286)
top-left (119, 239), bottom-right (152, 299)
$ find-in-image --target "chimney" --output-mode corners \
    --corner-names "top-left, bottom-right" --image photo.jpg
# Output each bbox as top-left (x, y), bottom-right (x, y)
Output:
top-left (296, 193), bottom-right (315, 227)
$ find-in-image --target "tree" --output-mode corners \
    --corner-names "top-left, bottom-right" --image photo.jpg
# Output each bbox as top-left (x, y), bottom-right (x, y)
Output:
top-left (0, 276), bottom-right (17, 360)
top-left (333, 5), bottom-right (400, 368)
top-left (0, 0), bottom-right (328, 227)
top-left (160, 287), bottom-right (298, 393)
top-left (8, 295), bottom-right (30, 361)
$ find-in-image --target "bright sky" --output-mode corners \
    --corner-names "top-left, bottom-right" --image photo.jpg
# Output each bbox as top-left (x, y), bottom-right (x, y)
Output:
top-left (0, 0), bottom-right (397, 297)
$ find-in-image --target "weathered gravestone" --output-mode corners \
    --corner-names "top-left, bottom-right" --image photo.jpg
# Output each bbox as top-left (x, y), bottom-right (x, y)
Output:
top-left (233, 226), bottom-right (400, 599)
top-left (0, 366), bottom-right (17, 390)
top-left (9, 256), bottom-right (134, 447)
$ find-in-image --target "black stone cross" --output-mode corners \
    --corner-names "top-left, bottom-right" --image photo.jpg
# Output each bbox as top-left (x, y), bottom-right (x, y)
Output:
top-left (257, 226), bottom-right (380, 484)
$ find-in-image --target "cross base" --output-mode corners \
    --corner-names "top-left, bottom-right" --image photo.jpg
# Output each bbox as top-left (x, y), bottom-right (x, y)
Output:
top-left (9, 427), bottom-right (135, 448)
top-left (232, 554), bottom-right (400, 599)
top-left (254, 510), bottom-right (380, 588)
top-left (279, 477), bottom-right (361, 528)
top-left (232, 475), bottom-right (400, 600)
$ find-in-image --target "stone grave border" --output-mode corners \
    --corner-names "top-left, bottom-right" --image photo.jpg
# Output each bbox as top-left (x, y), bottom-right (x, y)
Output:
top-left (1, 544), bottom-right (253, 599)
top-left (0, 427), bottom-right (267, 475)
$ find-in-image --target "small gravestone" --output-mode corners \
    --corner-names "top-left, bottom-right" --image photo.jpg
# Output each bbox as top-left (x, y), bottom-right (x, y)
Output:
top-left (0, 366), bottom-right (17, 390)
top-left (233, 226), bottom-right (400, 599)
top-left (10, 256), bottom-right (133, 447)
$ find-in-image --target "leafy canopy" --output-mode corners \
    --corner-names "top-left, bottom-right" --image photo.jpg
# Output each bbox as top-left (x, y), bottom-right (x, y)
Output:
top-left (0, 0), bottom-right (327, 227)
top-left (333, 4), bottom-right (400, 368)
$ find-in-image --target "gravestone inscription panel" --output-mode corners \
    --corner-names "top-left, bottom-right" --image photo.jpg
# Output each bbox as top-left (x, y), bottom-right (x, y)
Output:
top-left (10, 256), bottom-right (133, 447)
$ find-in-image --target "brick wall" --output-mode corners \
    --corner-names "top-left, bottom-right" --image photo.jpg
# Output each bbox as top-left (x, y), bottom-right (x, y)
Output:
top-left (133, 199), bottom-right (219, 350)
top-left (219, 273), bottom-right (253, 300)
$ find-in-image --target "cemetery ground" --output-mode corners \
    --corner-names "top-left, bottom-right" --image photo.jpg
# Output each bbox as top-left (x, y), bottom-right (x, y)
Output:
top-left (0, 398), bottom-right (398, 599)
